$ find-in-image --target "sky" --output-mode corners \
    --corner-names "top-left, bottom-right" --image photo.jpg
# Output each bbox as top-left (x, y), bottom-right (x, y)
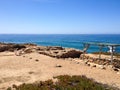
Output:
top-left (0, 0), bottom-right (120, 34)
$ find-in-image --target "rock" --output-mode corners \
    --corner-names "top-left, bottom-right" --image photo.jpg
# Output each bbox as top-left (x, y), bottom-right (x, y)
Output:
top-left (36, 46), bottom-right (47, 51)
top-left (53, 51), bottom-right (59, 54)
top-left (89, 59), bottom-right (93, 62)
top-left (0, 43), bottom-right (26, 52)
top-left (15, 51), bottom-right (21, 56)
top-left (58, 50), bottom-right (83, 58)
top-left (49, 46), bottom-right (64, 50)
top-left (12, 44), bottom-right (26, 50)
top-left (92, 65), bottom-right (96, 67)
top-left (86, 62), bottom-right (96, 67)
top-left (56, 64), bottom-right (62, 67)
top-left (113, 68), bottom-right (119, 72)
top-left (24, 48), bottom-right (33, 53)
top-left (0, 43), bottom-right (84, 59)
top-left (87, 63), bottom-right (90, 66)
top-left (35, 59), bottom-right (39, 62)
top-left (84, 61), bottom-right (88, 64)
top-left (23, 56), bottom-right (25, 57)
top-left (29, 57), bottom-right (32, 59)
top-left (98, 65), bottom-right (106, 69)
top-left (28, 71), bottom-right (34, 74)
top-left (107, 65), bottom-right (113, 69)
top-left (114, 64), bottom-right (120, 69)
top-left (15, 49), bottom-right (24, 56)
top-left (76, 62), bottom-right (80, 64)
top-left (38, 48), bottom-right (83, 59)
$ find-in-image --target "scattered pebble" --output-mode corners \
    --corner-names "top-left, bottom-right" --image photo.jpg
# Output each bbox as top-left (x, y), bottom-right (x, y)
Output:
top-left (87, 64), bottom-right (90, 66)
top-left (35, 59), bottom-right (39, 62)
top-left (113, 68), bottom-right (119, 72)
top-left (23, 56), bottom-right (25, 57)
top-left (98, 65), bottom-right (106, 70)
top-left (92, 65), bottom-right (96, 67)
top-left (28, 71), bottom-right (34, 74)
top-left (84, 61), bottom-right (88, 65)
top-left (29, 57), bottom-right (32, 59)
top-left (56, 64), bottom-right (62, 67)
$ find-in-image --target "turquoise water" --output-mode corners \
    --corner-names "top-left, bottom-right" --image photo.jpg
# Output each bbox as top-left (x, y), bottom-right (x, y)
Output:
top-left (0, 34), bottom-right (120, 53)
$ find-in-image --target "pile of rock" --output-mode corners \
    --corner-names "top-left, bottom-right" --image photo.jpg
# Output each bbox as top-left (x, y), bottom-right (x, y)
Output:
top-left (81, 54), bottom-right (120, 71)
top-left (0, 43), bottom-right (83, 59)
top-left (37, 46), bottom-right (83, 58)
top-left (57, 50), bottom-right (83, 58)
top-left (36, 46), bottom-right (64, 51)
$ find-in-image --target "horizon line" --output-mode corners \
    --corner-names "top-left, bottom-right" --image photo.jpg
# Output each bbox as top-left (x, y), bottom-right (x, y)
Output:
top-left (0, 33), bottom-right (120, 35)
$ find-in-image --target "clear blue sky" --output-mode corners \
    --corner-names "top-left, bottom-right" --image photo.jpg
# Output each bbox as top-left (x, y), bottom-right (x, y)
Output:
top-left (0, 0), bottom-right (120, 34)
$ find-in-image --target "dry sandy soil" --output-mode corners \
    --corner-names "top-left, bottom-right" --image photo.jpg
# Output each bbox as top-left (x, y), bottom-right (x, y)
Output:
top-left (0, 52), bottom-right (120, 90)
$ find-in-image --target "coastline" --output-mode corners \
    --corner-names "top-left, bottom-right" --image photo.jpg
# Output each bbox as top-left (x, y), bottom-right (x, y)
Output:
top-left (0, 34), bottom-right (120, 53)
top-left (0, 43), bottom-right (120, 90)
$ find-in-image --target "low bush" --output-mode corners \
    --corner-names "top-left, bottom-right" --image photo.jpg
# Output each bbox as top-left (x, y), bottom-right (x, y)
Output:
top-left (0, 44), bottom-right (26, 52)
top-left (7, 75), bottom-right (117, 90)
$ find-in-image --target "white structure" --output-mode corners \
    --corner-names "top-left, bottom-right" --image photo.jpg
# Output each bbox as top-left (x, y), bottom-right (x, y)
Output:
top-left (108, 46), bottom-right (116, 53)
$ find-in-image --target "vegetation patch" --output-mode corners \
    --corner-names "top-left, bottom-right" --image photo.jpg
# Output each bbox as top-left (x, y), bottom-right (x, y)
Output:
top-left (7, 75), bottom-right (117, 90)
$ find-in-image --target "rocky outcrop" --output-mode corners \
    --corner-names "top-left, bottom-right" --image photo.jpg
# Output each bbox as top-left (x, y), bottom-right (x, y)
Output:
top-left (0, 43), bottom-right (38, 52)
top-left (80, 54), bottom-right (120, 69)
top-left (57, 50), bottom-right (82, 58)
top-left (36, 46), bottom-right (64, 51)
top-left (38, 47), bottom-right (83, 58)
top-left (0, 43), bottom-right (83, 58)
top-left (0, 44), bottom-right (26, 52)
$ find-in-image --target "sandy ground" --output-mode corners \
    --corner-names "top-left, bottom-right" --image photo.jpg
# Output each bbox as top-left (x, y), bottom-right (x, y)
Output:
top-left (0, 52), bottom-right (120, 90)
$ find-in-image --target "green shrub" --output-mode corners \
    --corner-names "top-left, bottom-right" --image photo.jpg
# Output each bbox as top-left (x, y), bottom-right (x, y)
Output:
top-left (7, 75), bottom-right (118, 90)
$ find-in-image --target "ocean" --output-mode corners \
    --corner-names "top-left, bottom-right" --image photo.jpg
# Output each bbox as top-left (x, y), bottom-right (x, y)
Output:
top-left (0, 34), bottom-right (120, 53)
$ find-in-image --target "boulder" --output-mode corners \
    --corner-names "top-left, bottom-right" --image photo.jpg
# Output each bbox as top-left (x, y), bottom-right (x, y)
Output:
top-left (98, 65), bottom-right (106, 69)
top-left (58, 50), bottom-right (83, 58)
